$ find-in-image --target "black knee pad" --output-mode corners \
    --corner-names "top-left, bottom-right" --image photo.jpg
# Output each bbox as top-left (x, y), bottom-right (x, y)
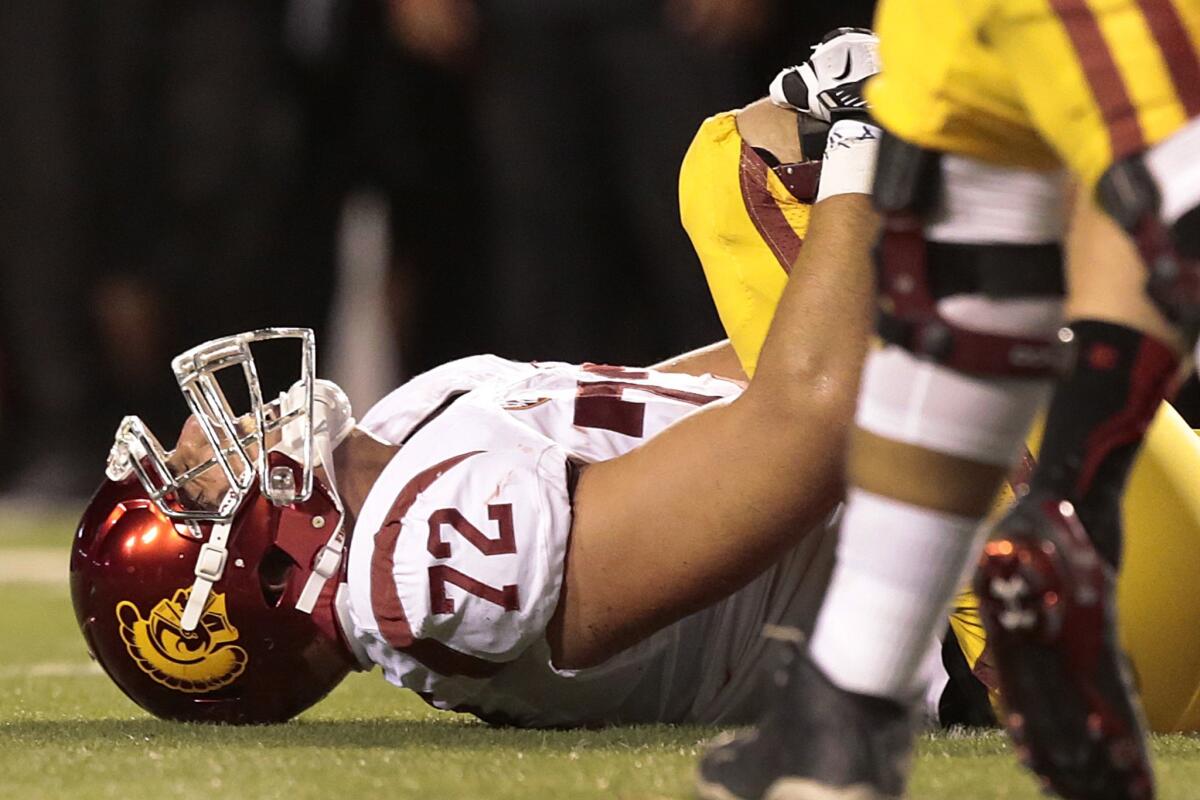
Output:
top-left (872, 132), bottom-right (1066, 377)
top-left (871, 131), bottom-right (941, 215)
top-left (1098, 156), bottom-right (1200, 334)
top-left (1173, 204), bottom-right (1200, 262)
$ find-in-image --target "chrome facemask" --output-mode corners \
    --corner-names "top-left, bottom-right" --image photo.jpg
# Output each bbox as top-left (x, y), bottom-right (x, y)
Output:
top-left (103, 328), bottom-right (355, 631)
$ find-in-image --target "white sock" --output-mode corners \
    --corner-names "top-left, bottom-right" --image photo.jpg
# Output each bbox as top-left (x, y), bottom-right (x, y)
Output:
top-left (809, 488), bottom-right (983, 701)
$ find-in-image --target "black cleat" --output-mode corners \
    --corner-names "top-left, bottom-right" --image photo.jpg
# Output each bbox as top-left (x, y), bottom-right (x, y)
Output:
top-left (696, 628), bottom-right (916, 800)
top-left (975, 492), bottom-right (1154, 800)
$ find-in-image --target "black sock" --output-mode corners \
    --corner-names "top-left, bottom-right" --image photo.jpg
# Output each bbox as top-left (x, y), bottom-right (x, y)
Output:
top-left (1029, 320), bottom-right (1178, 568)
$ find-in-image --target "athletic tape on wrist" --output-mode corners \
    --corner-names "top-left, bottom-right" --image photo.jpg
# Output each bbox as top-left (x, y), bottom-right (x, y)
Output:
top-left (816, 119), bottom-right (881, 202)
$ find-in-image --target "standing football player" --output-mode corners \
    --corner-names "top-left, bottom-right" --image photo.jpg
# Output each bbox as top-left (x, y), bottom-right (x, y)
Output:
top-left (700, 6), bottom-right (1200, 800)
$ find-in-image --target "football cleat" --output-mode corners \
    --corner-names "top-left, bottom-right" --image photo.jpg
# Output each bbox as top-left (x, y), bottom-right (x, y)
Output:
top-left (696, 628), bottom-right (915, 800)
top-left (975, 491), bottom-right (1154, 800)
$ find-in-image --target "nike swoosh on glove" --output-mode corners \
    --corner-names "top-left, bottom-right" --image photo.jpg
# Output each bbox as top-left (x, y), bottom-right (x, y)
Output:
top-left (770, 27), bottom-right (880, 125)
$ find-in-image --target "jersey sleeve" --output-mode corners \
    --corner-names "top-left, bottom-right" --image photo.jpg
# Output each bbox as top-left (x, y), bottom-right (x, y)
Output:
top-left (360, 355), bottom-right (537, 445)
top-left (383, 443), bottom-right (572, 662)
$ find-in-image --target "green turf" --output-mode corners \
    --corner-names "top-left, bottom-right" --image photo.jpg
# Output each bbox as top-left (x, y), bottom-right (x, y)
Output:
top-left (0, 507), bottom-right (79, 548)
top-left (4, 527), bottom-right (1200, 798)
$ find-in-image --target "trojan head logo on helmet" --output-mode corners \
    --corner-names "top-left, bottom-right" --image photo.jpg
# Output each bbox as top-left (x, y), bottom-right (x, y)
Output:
top-left (116, 587), bottom-right (248, 694)
top-left (71, 328), bottom-right (372, 724)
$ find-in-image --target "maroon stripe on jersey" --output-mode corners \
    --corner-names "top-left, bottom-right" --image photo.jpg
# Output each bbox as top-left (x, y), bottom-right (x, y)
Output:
top-left (1049, 0), bottom-right (1146, 158)
top-left (739, 142), bottom-right (804, 274)
top-left (574, 390), bottom-right (646, 437)
top-left (1135, 0), bottom-right (1200, 117)
top-left (577, 379), bottom-right (726, 407)
top-left (370, 450), bottom-right (483, 649)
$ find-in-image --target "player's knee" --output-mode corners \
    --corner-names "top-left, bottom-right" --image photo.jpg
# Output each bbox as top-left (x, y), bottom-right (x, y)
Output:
top-left (853, 135), bottom-right (1063, 494)
top-left (855, 345), bottom-right (1049, 468)
top-left (1098, 117), bottom-right (1200, 330)
top-left (848, 425), bottom-right (1013, 517)
top-left (872, 132), bottom-right (1067, 378)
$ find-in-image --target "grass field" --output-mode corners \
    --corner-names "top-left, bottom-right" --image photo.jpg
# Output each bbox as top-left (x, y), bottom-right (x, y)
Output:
top-left (5, 511), bottom-right (1200, 799)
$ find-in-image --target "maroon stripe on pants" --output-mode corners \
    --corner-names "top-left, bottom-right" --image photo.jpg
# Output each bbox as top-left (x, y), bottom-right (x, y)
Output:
top-left (1049, 0), bottom-right (1147, 158)
top-left (739, 142), bottom-right (804, 274)
top-left (1074, 335), bottom-right (1177, 496)
top-left (1135, 0), bottom-right (1200, 117)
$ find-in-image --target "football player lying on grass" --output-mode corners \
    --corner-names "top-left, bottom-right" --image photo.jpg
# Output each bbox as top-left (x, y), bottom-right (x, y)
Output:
top-left (72, 63), bottom-right (1200, 733)
top-left (70, 80), bottom-right (887, 726)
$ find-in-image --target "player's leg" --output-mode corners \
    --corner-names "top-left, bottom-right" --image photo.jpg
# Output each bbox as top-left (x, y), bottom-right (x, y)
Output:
top-left (984, 0), bottom-right (1200, 488)
top-left (974, 205), bottom-right (1171, 800)
top-left (1025, 192), bottom-right (1182, 570)
top-left (697, 21), bottom-right (1074, 800)
top-left (700, 136), bottom-right (1069, 800)
top-left (966, 5), bottom-right (1200, 797)
top-left (984, 0), bottom-right (1200, 493)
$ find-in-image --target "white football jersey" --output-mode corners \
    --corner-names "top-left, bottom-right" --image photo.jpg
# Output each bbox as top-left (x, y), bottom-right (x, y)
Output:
top-left (344, 355), bottom-right (840, 727)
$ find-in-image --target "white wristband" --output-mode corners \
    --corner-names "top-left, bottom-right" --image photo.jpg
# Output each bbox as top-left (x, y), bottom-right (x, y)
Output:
top-left (815, 119), bottom-right (881, 202)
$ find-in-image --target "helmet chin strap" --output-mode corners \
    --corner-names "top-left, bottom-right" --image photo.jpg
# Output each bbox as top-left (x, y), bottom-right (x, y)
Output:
top-left (294, 421), bottom-right (347, 614)
top-left (281, 378), bottom-right (355, 615)
top-left (181, 521), bottom-right (233, 632)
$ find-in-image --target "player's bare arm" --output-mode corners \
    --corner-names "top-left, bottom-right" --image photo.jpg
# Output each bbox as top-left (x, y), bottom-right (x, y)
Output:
top-left (649, 339), bottom-right (746, 382)
top-left (551, 190), bottom-right (876, 669)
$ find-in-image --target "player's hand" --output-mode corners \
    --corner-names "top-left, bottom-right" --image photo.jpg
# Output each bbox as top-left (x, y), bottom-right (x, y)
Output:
top-left (769, 28), bottom-right (879, 124)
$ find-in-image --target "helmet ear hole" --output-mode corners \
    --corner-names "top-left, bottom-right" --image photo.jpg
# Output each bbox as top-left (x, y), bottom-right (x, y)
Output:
top-left (258, 546), bottom-right (296, 608)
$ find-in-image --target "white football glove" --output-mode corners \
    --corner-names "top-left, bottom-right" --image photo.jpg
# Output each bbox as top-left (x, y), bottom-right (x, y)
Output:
top-left (770, 27), bottom-right (880, 124)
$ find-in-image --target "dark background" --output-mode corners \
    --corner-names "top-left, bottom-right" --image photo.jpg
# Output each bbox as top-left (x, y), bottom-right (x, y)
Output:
top-left (0, 0), bottom-right (880, 504)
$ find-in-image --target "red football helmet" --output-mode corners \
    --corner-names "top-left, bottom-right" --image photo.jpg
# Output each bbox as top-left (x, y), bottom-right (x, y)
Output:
top-left (70, 329), bottom-right (370, 723)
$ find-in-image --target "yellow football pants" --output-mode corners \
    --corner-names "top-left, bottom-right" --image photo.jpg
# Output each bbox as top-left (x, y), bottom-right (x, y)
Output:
top-left (869, 0), bottom-right (1200, 188)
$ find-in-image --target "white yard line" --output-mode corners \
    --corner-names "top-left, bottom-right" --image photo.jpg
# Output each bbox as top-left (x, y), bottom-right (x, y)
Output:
top-left (0, 548), bottom-right (66, 584)
top-left (0, 661), bottom-right (102, 679)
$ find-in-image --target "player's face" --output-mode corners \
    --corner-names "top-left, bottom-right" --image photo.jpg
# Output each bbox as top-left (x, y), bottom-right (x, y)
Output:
top-left (164, 415), bottom-right (254, 511)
